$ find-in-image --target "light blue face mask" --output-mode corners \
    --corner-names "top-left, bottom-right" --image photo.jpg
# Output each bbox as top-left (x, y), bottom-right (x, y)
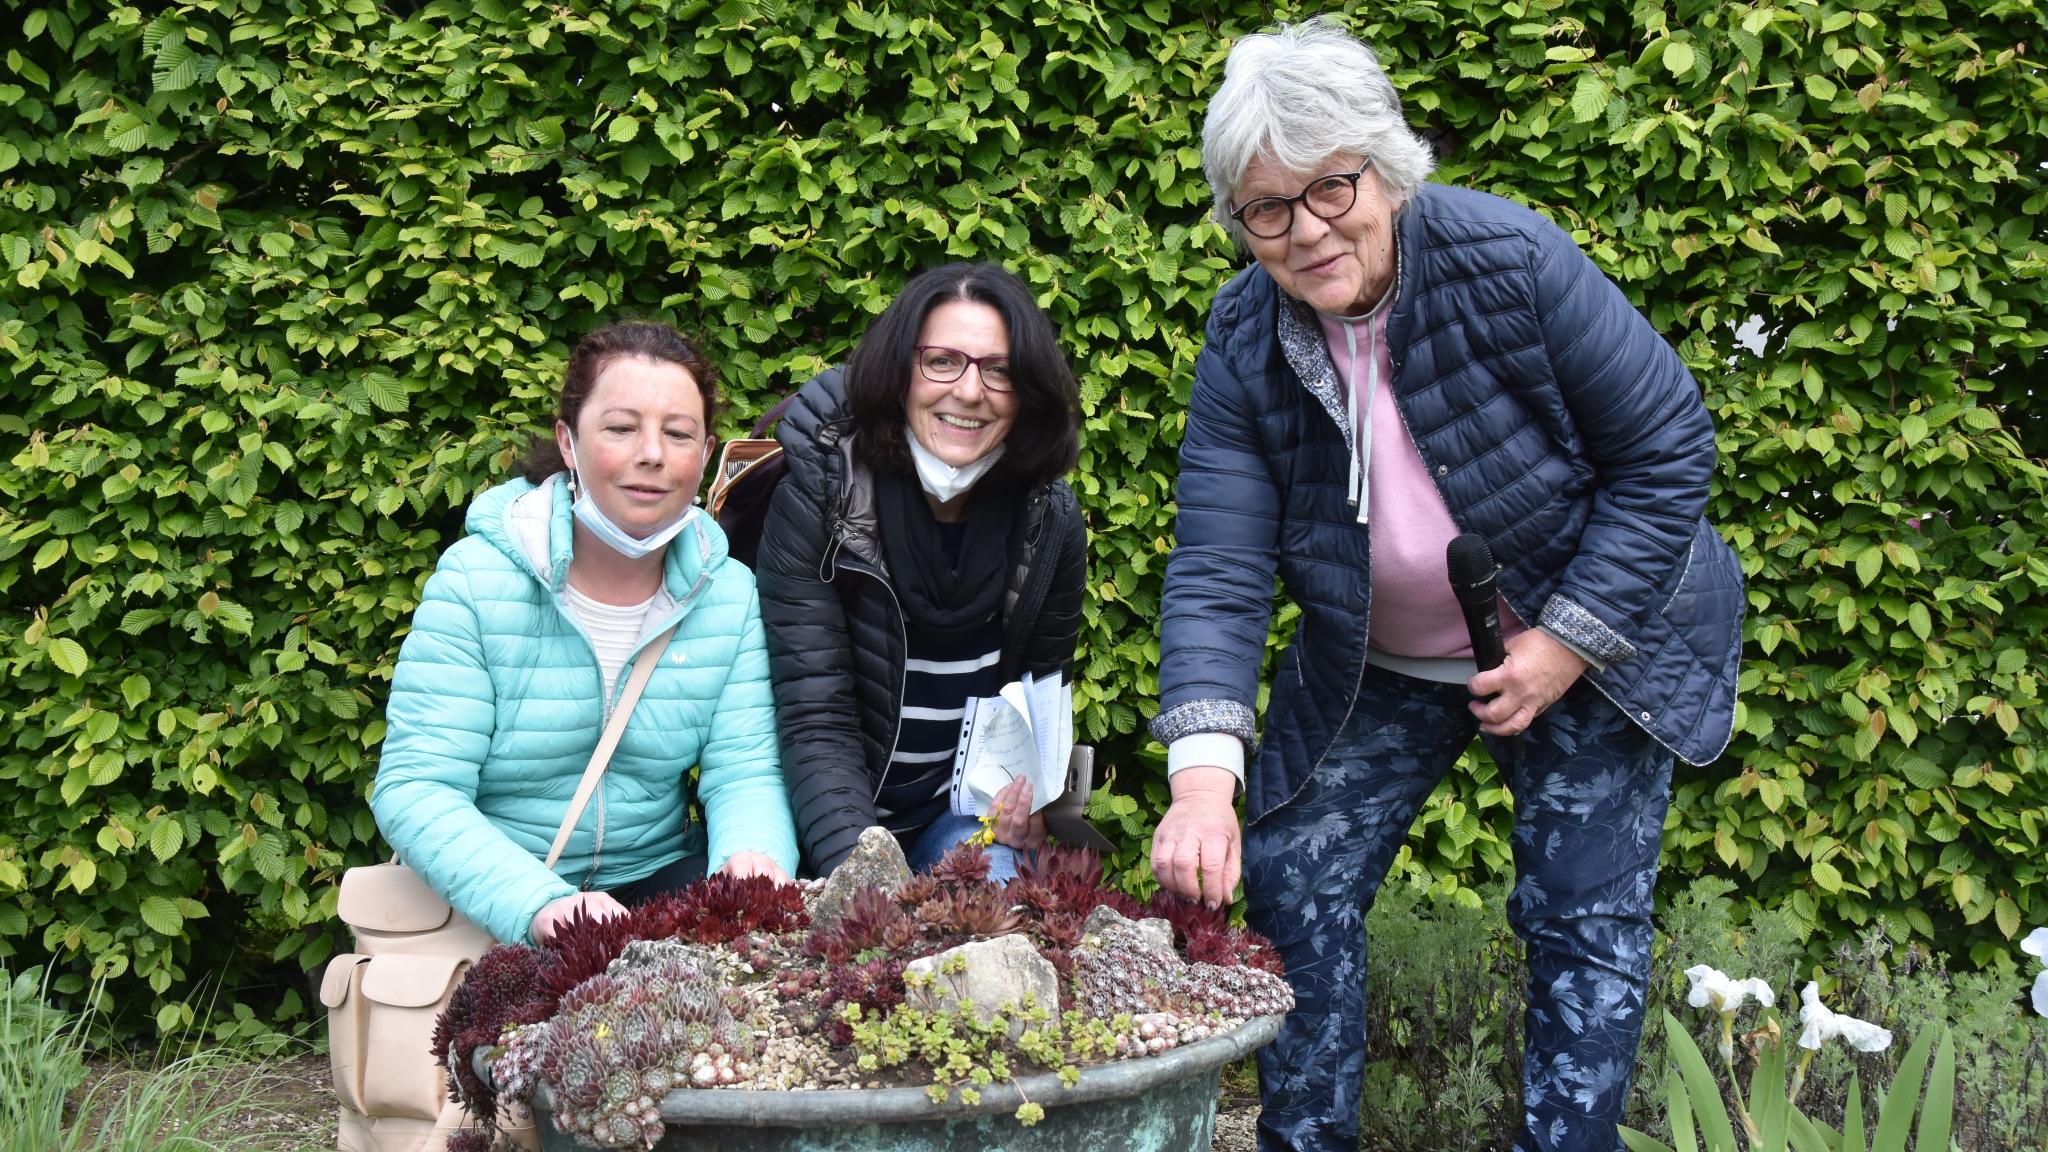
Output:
top-left (565, 437), bottom-right (698, 560)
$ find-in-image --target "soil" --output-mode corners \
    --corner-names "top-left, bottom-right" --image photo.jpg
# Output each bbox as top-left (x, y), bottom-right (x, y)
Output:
top-left (78, 1052), bottom-right (1263, 1150)
top-left (73, 1052), bottom-right (336, 1152)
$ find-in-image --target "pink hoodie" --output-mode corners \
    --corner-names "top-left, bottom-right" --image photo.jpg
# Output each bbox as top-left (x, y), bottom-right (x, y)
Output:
top-left (1317, 310), bottom-right (1527, 665)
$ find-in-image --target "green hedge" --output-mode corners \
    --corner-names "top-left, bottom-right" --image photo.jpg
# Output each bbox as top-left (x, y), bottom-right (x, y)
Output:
top-left (2, 0), bottom-right (2042, 1029)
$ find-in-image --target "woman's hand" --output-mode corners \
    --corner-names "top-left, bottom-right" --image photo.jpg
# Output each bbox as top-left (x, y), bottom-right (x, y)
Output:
top-left (530, 891), bottom-right (628, 944)
top-left (1466, 629), bottom-right (1590, 737)
top-left (1150, 765), bottom-right (1242, 909)
top-left (718, 850), bottom-right (790, 884)
top-left (990, 776), bottom-right (1048, 852)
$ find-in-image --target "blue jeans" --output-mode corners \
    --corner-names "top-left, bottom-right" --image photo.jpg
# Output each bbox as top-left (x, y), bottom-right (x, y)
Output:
top-left (903, 811), bottom-right (1021, 884)
top-left (1246, 664), bottom-right (1672, 1152)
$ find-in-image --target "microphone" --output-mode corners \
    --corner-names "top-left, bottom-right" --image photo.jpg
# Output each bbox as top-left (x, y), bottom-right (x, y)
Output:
top-left (1446, 533), bottom-right (1521, 762)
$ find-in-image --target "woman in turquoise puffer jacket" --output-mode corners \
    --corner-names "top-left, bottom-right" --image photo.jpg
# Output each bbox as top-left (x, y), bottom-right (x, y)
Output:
top-left (371, 322), bottom-right (798, 947)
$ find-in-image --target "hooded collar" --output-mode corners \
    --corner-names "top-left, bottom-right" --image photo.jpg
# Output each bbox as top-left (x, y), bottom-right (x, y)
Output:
top-left (1274, 202), bottom-right (1408, 452)
top-left (464, 472), bottom-right (725, 603)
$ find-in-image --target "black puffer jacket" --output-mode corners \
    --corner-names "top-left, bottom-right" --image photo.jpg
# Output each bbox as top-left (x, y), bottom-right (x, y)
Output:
top-left (755, 369), bottom-right (1089, 874)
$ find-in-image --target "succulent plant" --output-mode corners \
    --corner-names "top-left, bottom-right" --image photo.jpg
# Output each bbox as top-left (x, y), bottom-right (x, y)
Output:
top-left (517, 945), bottom-right (753, 1148)
top-left (537, 906), bottom-right (643, 1003)
top-left (444, 1129), bottom-right (496, 1152)
top-left (631, 871), bottom-right (809, 945)
top-left (432, 943), bottom-right (553, 1123)
top-left (443, 847), bottom-right (1294, 1139)
top-left (926, 841), bottom-right (994, 886)
top-left (1071, 915), bottom-right (1294, 1026)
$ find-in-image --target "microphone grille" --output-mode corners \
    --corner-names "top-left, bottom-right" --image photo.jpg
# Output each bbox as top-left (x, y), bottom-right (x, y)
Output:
top-left (1445, 533), bottom-right (1497, 589)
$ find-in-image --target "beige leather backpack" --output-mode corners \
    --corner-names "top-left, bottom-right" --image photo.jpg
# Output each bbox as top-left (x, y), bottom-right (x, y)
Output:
top-left (322, 628), bottom-right (671, 1151)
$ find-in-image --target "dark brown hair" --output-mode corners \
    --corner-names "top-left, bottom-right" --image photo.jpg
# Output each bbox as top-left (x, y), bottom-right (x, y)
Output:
top-left (517, 321), bottom-right (720, 483)
top-left (844, 263), bottom-right (1081, 490)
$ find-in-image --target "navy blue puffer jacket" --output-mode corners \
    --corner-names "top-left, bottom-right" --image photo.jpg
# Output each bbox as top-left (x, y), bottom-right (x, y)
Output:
top-left (1152, 184), bottom-right (1744, 824)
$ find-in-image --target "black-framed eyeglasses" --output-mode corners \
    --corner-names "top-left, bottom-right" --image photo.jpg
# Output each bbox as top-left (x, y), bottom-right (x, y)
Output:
top-left (914, 345), bottom-right (1014, 392)
top-left (1228, 157), bottom-right (1375, 239)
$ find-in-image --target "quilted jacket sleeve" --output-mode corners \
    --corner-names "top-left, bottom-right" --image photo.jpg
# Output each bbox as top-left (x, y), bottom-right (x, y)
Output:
top-left (1529, 222), bottom-right (1718, 663)
top-left (1150, 283), bottom-right (1281, 752)
top-left (1021, 484), bottom-right (1088, 679)
top-left (695, 583), bottom-right (800, 877)
top-left (756, 462), bottom-right (878, 874)
top-left (371, 550), bottom-right (574, 946)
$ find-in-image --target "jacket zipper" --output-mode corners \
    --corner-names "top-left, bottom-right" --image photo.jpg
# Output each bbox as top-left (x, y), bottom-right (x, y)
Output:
top-left (814, 419), bottom-right (913, 805)
top-left (1292, 245), bottom-right (1700, 781)
top-left (826, 545), bottom-right (911, 803)
top-left (1260, 255), bottom-right (1407, 822)
top-left (549, 551), bottom-right (714, 883)
top-left (997, 488), bottom-right (1055, 683)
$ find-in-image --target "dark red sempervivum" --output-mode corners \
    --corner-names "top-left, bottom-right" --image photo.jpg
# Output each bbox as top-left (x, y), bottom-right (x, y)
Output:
top-left (827, 886), bottom-right (909, 953)
top-left (1139, 890), bottom-right (1284, 974)
top-left (1017, 847), bottom-right (1143, 922)
top-left (631, 871), bottom-right (808, 945)
top-left (926, 841), bottom-right (993, 886)
top-left (536, 905), bottom-right (642, 1003)
top-left (820, 954), bottom-right (909, 1046)
top-left (432, 943), bottom-right (552, 1122)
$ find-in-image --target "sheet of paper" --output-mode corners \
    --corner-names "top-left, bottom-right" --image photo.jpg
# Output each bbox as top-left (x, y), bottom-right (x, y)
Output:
top-left (1018, 673), bottom-right (1071, 810)
top-left (947, 674), bottom-right (1076, 818)
top-left (950, 695), bottom-right (1025, 816)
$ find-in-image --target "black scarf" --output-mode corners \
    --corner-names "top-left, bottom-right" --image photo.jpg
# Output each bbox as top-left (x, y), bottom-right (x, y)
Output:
top-left (875, 469), bottom-right (1017, 648)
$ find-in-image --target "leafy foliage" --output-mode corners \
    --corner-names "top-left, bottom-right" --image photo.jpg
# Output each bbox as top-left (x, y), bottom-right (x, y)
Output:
top-left (1, 0), bottom-right (2043, 1031)
top-left (1359, 879), bottom-right (2046, 1151)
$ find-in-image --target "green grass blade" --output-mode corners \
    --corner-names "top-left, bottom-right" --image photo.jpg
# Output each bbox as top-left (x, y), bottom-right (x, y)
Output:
top-left (1842, 1075), bottom-right (1865, 1152)
top-left (1913, 1029), bottom-right (1954, 1152)
top-left (1621, 1126), bottom-right (1679, 1152)
top-left (0, 973), bottom-right (93, 1152)
top-left (1661, 1010), bottom-right (1741, 1151)
top-left (1787, 1109), bottom-right (1832, 1152)
top-left (1872, 1027), bottom-right (1935, 1152)
top-left (1754, 1029), bottom-right (1789, 1152)
top-left (1668, 1065), bottom-right (1701, 1152)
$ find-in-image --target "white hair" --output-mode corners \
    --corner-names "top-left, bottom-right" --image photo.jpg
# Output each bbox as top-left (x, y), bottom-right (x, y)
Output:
top-left (1201, 16), bottom-right (1437, 239)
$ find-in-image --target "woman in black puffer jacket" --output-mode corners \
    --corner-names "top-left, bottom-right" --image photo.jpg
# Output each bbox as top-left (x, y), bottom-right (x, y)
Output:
top-left (756, 263), bottom-right (1087, 878)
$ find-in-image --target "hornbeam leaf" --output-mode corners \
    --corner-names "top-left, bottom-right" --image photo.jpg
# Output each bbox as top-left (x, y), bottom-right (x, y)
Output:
top-left (49, 638), bottom-right (89, 676)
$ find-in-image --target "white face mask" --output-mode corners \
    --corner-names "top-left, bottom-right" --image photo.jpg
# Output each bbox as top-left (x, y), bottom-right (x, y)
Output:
top-left (565, 437), bottom-right (698, 560)
top-left (906, 428), bottom-right (1005, 505)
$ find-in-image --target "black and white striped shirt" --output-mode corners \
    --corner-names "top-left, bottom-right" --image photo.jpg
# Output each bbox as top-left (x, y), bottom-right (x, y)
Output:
top-left (875, 617), bottom-right (1005, 836)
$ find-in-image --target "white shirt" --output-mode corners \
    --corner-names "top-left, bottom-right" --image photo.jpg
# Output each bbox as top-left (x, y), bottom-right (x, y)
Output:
top-left (563, 584), bottom-right (659, 699)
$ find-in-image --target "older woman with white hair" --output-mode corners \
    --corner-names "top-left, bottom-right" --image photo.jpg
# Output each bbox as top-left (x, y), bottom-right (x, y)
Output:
top-left (1148, 17), bottom-right (1743, 1152)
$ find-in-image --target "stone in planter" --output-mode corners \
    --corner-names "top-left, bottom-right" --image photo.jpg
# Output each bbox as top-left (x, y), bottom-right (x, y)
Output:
top-left (811, 826), bottom-right (913, 931)
top-left (1072, 911), bottom-right (1294, 1024)
top-left (1081, 905), bottom-right (1174, 953)
top-left (903, 934), bottom-right (1060, 1040)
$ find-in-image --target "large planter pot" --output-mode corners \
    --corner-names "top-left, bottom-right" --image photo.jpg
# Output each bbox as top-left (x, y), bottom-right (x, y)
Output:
top-left (494, 1013), bottom-right (1279, 1152)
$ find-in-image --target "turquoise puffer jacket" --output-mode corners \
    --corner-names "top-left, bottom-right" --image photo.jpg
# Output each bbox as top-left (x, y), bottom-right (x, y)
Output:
top-left (371, 474), bottom-right (798, 945)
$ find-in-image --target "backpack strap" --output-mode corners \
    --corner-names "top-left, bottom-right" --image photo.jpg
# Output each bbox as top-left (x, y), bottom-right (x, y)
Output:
top-left (544, 624), bottom-right (677, 870)
top-left (750, 389), bottom-right (800, 438)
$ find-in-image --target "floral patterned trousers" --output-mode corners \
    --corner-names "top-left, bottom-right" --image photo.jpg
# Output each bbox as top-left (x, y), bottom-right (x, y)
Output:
top-left (1245, 663), bottom-right (1673, 1152)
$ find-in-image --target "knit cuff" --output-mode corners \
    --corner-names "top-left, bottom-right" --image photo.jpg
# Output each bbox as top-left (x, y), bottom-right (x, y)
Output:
top-left (1149, 698), bottom-right (1258, 748)
top-left (1538, 593), bottom-right (1638, 665)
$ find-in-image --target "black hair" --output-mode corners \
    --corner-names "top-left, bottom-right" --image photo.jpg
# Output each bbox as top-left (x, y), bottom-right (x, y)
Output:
top-left (843, 263), bottom-right (1081, 490)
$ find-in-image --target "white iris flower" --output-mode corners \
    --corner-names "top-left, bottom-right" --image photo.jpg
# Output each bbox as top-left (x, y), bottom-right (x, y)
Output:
top-left (1796, 982), bottom-right (1893, 1052)
top-left (2023, 927), bottom-right (2048, 1017)
top-left (1684, 965), bottom-right (1777, 1014)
